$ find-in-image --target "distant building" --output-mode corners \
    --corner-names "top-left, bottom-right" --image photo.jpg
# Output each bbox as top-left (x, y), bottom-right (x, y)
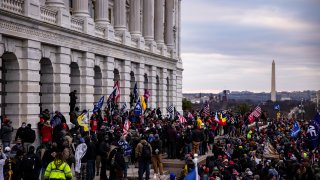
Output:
top-left (280, 97), bottom-right (292, 101)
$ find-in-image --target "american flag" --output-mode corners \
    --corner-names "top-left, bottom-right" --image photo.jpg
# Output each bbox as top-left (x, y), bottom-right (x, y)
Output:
top-left (248, 106), bottom-right (262, 124)
top-left (107, 81), bottom-right (120, 103)
top-left (176, 111), bottom-right (187, 123)
top-left (123, 119), bottom-right (131, 137)
top-left (203, 101), bottom-right (210, 116)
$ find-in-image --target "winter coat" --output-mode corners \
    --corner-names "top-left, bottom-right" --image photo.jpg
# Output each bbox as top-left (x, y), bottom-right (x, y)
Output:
top-left (0, 124), bottom-right (13, 142)
top-left (15, 127), bottom-right (27, 141)
top-left (41, 124), bottom-right (53, 143)
top-left (135, 140), bottom-right (152, 160)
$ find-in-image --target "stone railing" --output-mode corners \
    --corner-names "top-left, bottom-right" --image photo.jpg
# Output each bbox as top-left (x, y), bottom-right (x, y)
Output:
top-left (40, 6), bottom-right (57, 24)
top-left (114, 36), bottom-right (122, 43)
top-left (114, 31), bottom-right (122, 43)
top-left (71, 17), bottom-right (84, 32)
top-left (0, 0), bottom-right (24, 14)
top-left (130, 37), bottom-right (138, 48)
top-left (94, 25), bottom-right (105, 37)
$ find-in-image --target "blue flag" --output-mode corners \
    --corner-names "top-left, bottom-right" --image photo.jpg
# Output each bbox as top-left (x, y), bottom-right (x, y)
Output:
top-left (184, 168), bottom-right (197, 180)
top-left (274, 104), bottom-right (280, 110)
top-left (93, 96), bottom-right (104, 113)
top-left (134, 98), bottom-right (142, 116)
top-left (307, 113), bottom-right (320, 149)
top-left (291, 121), bottom-right (300, 138)
top-left (133, 82), bottom-right (139, 102)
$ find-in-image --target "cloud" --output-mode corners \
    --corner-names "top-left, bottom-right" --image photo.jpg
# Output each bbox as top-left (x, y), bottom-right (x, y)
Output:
top-left (182, 53), bottom-right (320, 93)
top-left (182, 1), bottom-right (319, 31)
top-left (181, 0), bottom-right (320, 92)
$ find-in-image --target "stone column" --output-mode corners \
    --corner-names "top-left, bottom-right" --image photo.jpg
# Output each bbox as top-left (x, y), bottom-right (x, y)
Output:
top-left (165, 0), bottom-right (174, 48)
top-left (143, 0), bottom-right (155, 42)
top-left (159, 68), bottom-right (167, 112)
top-left (128, 0), bottom-right (145, 49)
top-left (45, 0), bottom-right (70, 28)
top-left (114, 0), bottom-right (127, 31)
top-left (95, 0), bottom-right (109, 25)
top-left (136, 63), bottom-right (145, 97)
top-left (155, 0), bottom-right (164, 45)
top-left (170, 70), bottom-right (177, 107)
top-left (176, 69), bottom-right (183, 112)
top-left (178, 0), bottom-right (181, 58)
top-left (114, 0), bottom-right (131, 45)
top-left (149, 66), bottom-right (157, 109)
top-left (129, 0), bottom-right (141, 36)
top-left (120, 60), bottom-right (131, 104)
top-left (73, 0), bottom-right (89, 17)
top-left (18, 40), bottom-right (42, 128)
top-left (79, 52), bottom-right (95, 110)
top-left (46, 0), bottom-right (65, 8)
top-left (73, 0), bottom-right (95, 35)
top-left (54, 47), bottom-right (71, 120)
top-left (103, 57), bottom-right (115, 98)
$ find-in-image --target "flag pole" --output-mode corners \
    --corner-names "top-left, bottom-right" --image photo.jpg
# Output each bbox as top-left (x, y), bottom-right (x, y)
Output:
top-left (193, 153), bottom-right (199, 180)
top-left (87, 109), bottom-right (91, 137)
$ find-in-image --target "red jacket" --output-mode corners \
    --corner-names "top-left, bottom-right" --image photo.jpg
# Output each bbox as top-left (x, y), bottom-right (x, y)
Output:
top-left (41, 124), bottom-right (53, 143)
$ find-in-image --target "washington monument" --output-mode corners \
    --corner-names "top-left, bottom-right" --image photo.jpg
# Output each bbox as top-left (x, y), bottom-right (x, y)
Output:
top-left (271, 60), bottom-right (276, 102)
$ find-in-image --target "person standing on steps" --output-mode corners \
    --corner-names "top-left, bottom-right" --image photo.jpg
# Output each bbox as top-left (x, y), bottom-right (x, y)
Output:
top-left (69, 90), bottom-right (78, 113)
top-left (135, 136), bottom-right (152, 180)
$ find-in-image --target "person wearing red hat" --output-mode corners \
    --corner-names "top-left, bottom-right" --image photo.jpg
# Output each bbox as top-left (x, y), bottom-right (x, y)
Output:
top-left (0, 117), bottom-right (13, 149)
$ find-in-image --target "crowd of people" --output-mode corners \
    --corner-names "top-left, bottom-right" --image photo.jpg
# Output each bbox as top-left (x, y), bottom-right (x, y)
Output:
top-left (0, 101), bottom-right (320, 180)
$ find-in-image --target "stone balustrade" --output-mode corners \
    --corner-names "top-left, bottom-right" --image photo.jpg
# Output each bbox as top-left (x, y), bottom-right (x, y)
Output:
top-left (94, 25), bottom-right (105, 38)
top-left (71, 16), bottom-right (84, 32)
top-left (0, 0), bottom-right (24, 14)
top-left (40, 6), bottom-right (57, 24)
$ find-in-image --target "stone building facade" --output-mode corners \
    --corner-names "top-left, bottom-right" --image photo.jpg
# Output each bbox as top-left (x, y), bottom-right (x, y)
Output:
top-left (0, 0), bottom-right (183, 128)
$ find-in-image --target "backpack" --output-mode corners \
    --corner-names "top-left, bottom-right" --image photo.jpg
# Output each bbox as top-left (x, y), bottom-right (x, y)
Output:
top-left (110, 148), bottom-right (125, 169)
top-left (22, 154), bottom-right (36, 171)
top-left (25, 128), bottom-right (36, 143)
top-left (141, 144), bottom-right (151, 160)
top-left (151, 140), bottom-right (161, 155)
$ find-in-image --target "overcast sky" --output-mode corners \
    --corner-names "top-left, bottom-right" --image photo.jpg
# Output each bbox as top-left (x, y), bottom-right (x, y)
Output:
top-left (181, 0), bottom-right (320, 93)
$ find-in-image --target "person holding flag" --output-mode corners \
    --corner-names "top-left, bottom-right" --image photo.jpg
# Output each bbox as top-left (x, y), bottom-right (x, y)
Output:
top-left (77, 110), bottom-right (89, 134)
top-left (307, 112), bottom-right (320, 149)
